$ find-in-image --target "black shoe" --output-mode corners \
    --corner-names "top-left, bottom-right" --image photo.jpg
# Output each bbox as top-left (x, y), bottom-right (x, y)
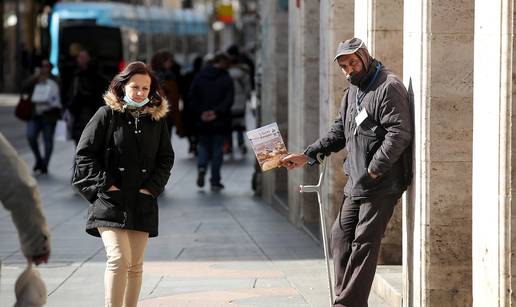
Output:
top-left (210, 182), bottom-right (225, 191)
top-left (33, 161), bottom-right (43, 172)
top-left (40, 164), bottom-right (48, 174)
top-left (197, 169), bottom-right (206, 187)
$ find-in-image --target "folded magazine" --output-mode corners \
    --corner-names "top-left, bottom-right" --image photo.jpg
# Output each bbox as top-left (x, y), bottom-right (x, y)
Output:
top-left (246, 122), bottom-right (288, 171)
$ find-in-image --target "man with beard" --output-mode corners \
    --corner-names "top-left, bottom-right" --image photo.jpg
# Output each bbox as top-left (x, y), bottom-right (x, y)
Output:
top-left (280, 38), bottom-right (413, 307)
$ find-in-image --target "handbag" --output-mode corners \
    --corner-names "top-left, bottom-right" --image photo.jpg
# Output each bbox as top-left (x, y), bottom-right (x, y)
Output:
top-left (14, 95), bottom-right (32, 121)
top-left (72, 109), bottom-right (116, 203)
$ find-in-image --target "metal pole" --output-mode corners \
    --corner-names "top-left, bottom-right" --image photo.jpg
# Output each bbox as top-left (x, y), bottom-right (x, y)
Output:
top-left (299, 153), bottom-right (334, 306)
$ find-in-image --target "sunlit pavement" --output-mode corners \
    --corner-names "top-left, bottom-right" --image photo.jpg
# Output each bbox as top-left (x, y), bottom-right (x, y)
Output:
top-left (0, 100), bottom-right (388, 306)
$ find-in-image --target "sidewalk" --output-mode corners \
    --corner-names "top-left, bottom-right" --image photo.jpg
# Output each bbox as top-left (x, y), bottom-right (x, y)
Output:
top-left (0, 129), bottom-right (389, 306)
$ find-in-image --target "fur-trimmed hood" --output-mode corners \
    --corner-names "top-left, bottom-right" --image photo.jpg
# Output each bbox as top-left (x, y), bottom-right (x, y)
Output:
top-left (103, 91), bottom-right (169, 121)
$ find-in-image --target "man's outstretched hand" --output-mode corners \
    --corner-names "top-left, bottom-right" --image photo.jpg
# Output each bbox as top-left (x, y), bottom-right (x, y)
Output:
top-left (28, 251), bottom-right (50, 266)
top-left (280, 153), bottom-right (309, 170)
top-left (27, 237), bottom-right (51, 266)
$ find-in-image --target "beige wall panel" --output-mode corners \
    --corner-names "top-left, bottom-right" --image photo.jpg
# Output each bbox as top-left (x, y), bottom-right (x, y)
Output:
top-left (404, 0), bottom-right (473, 305)
top-left (426, 265), bottom-right (471, 290)
top-left (428, 34), bottom-right (474, 98)
top-left (428, 97), bottom-right (473, 161)
top-left (427, 289), bottom-right (472, 307)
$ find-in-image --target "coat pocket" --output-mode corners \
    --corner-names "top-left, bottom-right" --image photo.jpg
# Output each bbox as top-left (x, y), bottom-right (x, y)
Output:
top-left (93, 191), bottom-right (125, 223)
top-left (350, 130), bottom-right (383, 193)
top-left (137, 192), bottom-right (157, 217)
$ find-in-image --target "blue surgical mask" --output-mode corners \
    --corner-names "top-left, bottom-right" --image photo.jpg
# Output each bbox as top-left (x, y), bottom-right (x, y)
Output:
top-left (123, 95), bottom-right (150, 108)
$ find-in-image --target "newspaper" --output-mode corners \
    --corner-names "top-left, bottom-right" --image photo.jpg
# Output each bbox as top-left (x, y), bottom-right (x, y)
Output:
top-left (246, 122), bottom-right (288, 171)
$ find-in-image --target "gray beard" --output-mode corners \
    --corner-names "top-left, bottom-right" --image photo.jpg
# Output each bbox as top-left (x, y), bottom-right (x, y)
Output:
top-left (348, 70), bottom-right (368, 87)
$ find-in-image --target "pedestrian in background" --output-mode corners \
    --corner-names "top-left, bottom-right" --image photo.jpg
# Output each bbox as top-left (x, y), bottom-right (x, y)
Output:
top-left (73, 62), bottom-right (174, 307)
top-left (67, 50), bottom-right (109, 145)
top-left (227, 46), bottom-right (252, 155)
top-left (188, 52), bottom-right (234, 191)
top-left (227, 44), bottom-right (256, 91)
top-left (180, 56), bottom-right (203, 155)
top-left (22, 59), bottom-right (62, 174)
top-left (281, 38), bottom-right (413, 307)
top-left (150, 49), bottom-right (184, 138)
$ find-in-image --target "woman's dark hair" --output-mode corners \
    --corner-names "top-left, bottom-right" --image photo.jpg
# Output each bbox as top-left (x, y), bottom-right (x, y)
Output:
top-left (150, 49), bottom-right (173, 72)
top-left (108, 61), bottom-right (164, 107)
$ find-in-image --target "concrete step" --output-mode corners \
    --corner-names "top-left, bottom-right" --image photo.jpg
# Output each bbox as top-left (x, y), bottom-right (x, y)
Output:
top-left (372, 265), bottom-right (402, 307)
top-left (369, 290), bottom-right (391, 307)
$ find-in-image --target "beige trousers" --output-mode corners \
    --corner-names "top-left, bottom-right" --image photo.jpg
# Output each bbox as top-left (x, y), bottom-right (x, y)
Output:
top-left (99, 227), bottom-right (149, 307)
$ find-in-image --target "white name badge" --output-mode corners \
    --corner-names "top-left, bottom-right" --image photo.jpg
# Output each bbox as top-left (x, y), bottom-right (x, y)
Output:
top-left (355, 108), bottom-right (368, 127)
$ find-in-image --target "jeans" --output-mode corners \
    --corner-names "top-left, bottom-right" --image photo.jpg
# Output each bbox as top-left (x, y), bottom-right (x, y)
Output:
top-left (99, 227), bottom-right (149, 307)
top-left (26, 115), bottom-right (56, 168)
top-left (197, 134), bottom-right (224, 184)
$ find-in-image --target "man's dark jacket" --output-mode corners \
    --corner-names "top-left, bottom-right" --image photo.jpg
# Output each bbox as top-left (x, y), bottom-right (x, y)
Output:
top-left (188, 65), bottom-right (234, 134)
top-left (74, 92), bottom-right (174, 237)
top-left (67, 67), bottom-right (109, 142)
top-left (305, 60), bottom-right (412, 200)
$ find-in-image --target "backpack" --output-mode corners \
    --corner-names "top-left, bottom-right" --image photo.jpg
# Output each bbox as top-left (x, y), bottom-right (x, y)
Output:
top-left (71, 108), bottom-right (116, 203)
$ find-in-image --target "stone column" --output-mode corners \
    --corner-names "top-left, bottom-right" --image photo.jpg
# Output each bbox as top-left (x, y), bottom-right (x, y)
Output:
top-left (472, 0), bottom-right (515, 306)
top-left (354, 0), bottom-right (404, 264)
top-left (403, 0), bottom-right (474, 306)
top-left (319, 0), bottom-right (354, 239)
top-left (287, 0), bottom-right (320, 231)
top-left (259, 1), bottom-right (289, 208)
top-left (354, 0), bottom-right (403, 76)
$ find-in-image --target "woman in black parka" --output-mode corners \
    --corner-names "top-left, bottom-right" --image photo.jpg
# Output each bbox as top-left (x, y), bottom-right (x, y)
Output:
top-left (74, 62), bottom-right (173, 307)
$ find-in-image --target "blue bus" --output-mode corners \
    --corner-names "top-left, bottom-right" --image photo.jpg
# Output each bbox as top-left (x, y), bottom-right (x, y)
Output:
top-left (49, 1), bottom-right (208, 78)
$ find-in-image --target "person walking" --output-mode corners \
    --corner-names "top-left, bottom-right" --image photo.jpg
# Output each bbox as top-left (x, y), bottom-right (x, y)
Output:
top-left (188, 52), bottom-right (234, 191)
top-left (73, 62), bottom-right (174, 307)
top-left (227, 47), bottom-right (252, 155)
top-left (180, 56), bottom-right (203, 155)
top-left (22, 59), bottom-right (62, 174)
top-left (67, 50), bottom-right (109, 145)
top-left (280, 38), bottom-right (413, 307)
top-left (150, 50), bottom-right (183, 138)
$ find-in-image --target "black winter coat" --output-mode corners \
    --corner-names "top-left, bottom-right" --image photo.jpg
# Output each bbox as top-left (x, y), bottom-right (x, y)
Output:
top-left (75, 92), bottom-right (174, 237)
top-left (305, 60), bottom-right (412, 200)
top-left (188, 65), bottom-right (234, 134)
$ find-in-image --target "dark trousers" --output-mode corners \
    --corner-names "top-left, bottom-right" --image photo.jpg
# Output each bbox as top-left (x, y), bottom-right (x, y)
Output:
top-left (331, 193), bottom-right (401, 307)
top-left (197, 134), bottom-right (224, 184)
top-left (27, 115), bottom-right (56, 168)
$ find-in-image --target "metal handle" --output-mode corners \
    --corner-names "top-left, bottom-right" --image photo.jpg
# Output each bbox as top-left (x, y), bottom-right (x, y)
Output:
top-left (299, 152), bottom-right (334, 306)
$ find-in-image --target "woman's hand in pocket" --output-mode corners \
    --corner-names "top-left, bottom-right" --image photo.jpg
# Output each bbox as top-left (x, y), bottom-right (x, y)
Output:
top-left (139, 188), bottom-right (153, 197)
top-left (107, 185), bottom-right (120, 192)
